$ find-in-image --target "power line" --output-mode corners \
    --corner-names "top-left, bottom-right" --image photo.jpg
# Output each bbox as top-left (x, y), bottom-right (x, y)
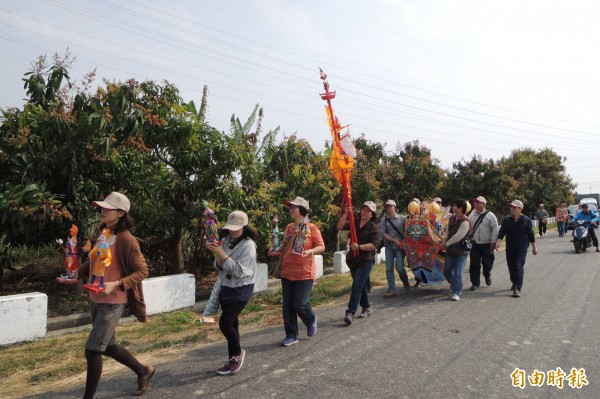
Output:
top-left (24, 1), bottom-right (600, 137)
top-left (4, 8), bottom-right (598, 152)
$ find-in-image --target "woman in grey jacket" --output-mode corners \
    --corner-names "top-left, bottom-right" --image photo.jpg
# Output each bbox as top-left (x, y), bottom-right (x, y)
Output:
top-left (206, 210), bottom-right (257, 375)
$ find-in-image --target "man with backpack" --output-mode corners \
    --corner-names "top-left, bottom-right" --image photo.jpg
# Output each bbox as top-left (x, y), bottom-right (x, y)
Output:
top-left (380, 199), bottom-right (410, 297)
top-left (468, 196), bottom-right (499, 291)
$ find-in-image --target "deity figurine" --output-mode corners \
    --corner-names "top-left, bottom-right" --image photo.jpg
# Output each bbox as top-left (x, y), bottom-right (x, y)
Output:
top-left (291, 216), bottom-right (311, 255)
top-left (272, 214), bottom-right (282, 251)
top-left (84, 228), bottom-right (112, 292)
top-left (202, 200), bottom-right (221, 246)
top-left (55, 224), bottom-right (79, 283)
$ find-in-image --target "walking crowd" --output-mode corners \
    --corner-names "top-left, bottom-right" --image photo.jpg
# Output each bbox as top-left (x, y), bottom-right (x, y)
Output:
top-left (73, 191), bottom-right (600, 398)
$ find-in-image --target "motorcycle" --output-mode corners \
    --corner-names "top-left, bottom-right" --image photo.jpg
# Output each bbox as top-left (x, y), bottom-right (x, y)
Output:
top-left (573, 220), bottom-right (595, 253)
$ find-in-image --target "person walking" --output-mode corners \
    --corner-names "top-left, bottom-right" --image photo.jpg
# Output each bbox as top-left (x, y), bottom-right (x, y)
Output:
top-left (468, 196), bottom-right (498, 291)
top-left (206, 210), bottom-right (257, 375)
top-left (556, 203), bottom-right (569, 237)
top-left (441, 199), bottom-right (471, 301)
top-left (380, 199), bottom-right (410, 297)
top-left (337, 201), bottom-right (380, 325)
top-left (76, 192), bottom-right (154, 398)
top-left (535, 204), bottom-right (549, 237)
top-left (271, 197), bottom-right (325, 346)
top-left (496, 200), bottom-right (538, 298)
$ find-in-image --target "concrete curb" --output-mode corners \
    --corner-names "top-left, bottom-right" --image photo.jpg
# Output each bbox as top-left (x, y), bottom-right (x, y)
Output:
top-left (45, 277), bottom-right (286, 337)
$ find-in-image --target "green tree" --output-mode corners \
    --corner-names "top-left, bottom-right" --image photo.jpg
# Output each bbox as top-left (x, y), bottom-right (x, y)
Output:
top-left (440, 155), bottom-right (508, 215)
top-left (497, 148), bottom-right (575, 217)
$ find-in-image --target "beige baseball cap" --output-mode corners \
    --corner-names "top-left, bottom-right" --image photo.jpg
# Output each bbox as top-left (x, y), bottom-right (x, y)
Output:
top-left (222, 210), bottom-right (248, 231)
top-left (361, 201), bottom-right (376, 212)
top-left (92, 192), bottom-right (131, 212)
top-left (510, 199), bottom-right (524, 209)
top-left (384, 199), bottom-right (396, 207)
top-left (473, 196), bottom-right (487, 205)
top-left (284, 196), bottom-right (309, 210)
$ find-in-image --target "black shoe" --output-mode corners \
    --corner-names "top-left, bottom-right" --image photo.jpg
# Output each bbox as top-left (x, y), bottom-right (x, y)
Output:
top-left (485, 277), bottom-right (492, 286)
top-left (414, 281), bottom-right (422, 287)
top-left (510, 284), bottom-right (515, 291)
top-left (470, 285), bottom-right (479, 291)
top-left (596, 247), bottom-right (599, 253)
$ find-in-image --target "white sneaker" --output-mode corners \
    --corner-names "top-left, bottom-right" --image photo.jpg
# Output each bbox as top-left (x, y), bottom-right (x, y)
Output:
top-left (451, 294), bottom-right (460, 301)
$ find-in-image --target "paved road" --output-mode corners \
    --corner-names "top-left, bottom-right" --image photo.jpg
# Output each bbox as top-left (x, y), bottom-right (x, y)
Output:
top-left (34, 233), bottom-right (599, 399)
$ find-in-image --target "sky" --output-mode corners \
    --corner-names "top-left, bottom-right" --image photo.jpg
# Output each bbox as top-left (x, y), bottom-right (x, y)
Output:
top-left (1, 0), bottom-right (600, 197)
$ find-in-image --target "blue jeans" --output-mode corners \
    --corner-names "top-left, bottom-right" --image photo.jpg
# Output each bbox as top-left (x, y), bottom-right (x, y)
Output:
top-left (557, 221), bottom-right (566, 236)
top-left (385, 244), bottom-right (408, 290)
top-left (347, 262), bottom-right (373, 315)
top-left (506, 247), bottom-right (528, 289)
top-left (281, 278), bottom-right (315, 339)
top-left (443, 254), bottom-right (468, 296)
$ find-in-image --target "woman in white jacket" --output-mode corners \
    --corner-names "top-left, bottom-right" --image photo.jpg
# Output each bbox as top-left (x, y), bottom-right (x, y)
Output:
top-left (206, 210), bottom-right (257, 375)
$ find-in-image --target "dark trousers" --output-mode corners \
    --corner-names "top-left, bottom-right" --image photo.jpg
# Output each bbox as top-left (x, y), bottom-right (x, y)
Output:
top-left (219, 300), bottom-right (248, 358)
top-left (281, 278), bottom-right (315, 339)
top-left (506, 247), bottom-right (528, 290)
top-left (347, 263), bottom-right (373, 314)
top-left (469, 243), bottom-right (495, 287)
top-left (586, 226), bottom-right (600, 247)
top-left (538, 222), bottom-right (547, 237)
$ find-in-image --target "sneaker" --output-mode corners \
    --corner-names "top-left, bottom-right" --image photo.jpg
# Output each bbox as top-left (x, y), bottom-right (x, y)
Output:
top-left (512, 289), bottom-right (521, 298)
top-left (451, 294), bottom-right (460, 301)
top-left (470, 285), bottom-right (479, 291)
top-left (307, 316), bottom-right (317, 337)
top-left (229, 349), bottom-right (245, 373)
top-left (414, 281), bottom-right (422, 288)
top-left (216, 359), bottom-right (235, 375)
top-left (216, 350), bottom-right (245, 375)
top-left (403, 283), bottom-right (411, 292)
top-left (383, 290), bottom-right (397, 298)
top-left (485, 277), bottom-right (492, 286)
top-left (344, 312), bottom-right (353, 325)
top-left (510, 284), bottom-right (515, 291)
top-left (281, 337), bottom-right (299, 346)
top-left (359, 308), bottom-right (372, 318)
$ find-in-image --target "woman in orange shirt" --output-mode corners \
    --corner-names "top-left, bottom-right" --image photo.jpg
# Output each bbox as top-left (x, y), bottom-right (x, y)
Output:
top-left (271, 197), bottom-right (325, 346)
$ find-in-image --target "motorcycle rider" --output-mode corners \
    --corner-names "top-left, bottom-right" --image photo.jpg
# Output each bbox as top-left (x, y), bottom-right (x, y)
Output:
top-left (572, 203), bottom-right (600, 252)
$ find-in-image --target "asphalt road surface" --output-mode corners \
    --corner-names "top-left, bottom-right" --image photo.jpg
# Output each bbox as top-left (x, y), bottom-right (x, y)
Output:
top-left (33, 233), bottom-right (599, 399)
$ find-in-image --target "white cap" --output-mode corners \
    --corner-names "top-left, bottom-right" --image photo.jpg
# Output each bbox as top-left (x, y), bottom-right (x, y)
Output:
top-left (284, 196), bottom-right (310, 210)
top-left (361, 201), bottom-right (376, 212)
top-left (222, 211), bottom-right (249, 231)
top-left (510, 199), bottom-right (524, 209)
top-left (384, 199), bottom-right (396, 207)
top-left (92, 192), bottom-right (131, 212)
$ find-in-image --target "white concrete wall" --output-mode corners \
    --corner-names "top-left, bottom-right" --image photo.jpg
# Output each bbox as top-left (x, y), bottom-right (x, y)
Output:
top-left (333, 251), bottom-right (350, 274)
top-left (142, 273), bottom-right (196, 315)
top-left (0, 292), bottom-right (47, 345)
top-left (315, 255), bottom-right (323, 279)
top-left (254, 263), bottom-right (268, 293)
